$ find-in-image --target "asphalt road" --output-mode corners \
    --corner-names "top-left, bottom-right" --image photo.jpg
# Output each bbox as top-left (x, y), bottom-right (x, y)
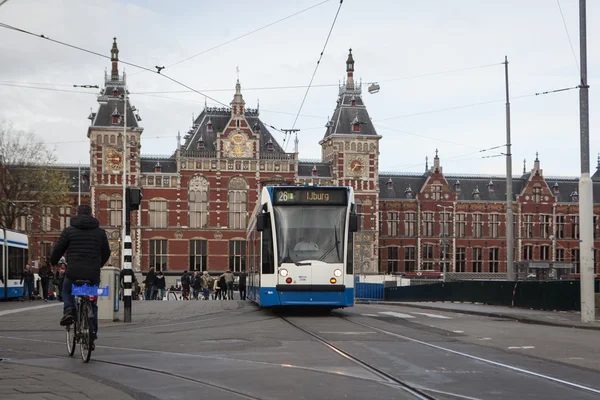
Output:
top-left (1, 299), bottom-right (599, 400)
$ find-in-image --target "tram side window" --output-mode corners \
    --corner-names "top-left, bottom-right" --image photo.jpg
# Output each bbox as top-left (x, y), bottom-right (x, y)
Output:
top-left (8, 247), bottom-right (26, 279)
top-left (261, 224), bottom-right (275, 274)
top-left (347, 231), bottom-right (354, 275)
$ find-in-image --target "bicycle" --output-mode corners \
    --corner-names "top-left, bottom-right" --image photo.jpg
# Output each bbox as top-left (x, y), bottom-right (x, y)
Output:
top-left (65, 280), bottom-right (107, 363)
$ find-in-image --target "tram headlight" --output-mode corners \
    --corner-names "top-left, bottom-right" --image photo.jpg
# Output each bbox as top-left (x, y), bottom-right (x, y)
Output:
top-left (279, 268), bottom-right (288, 277)
top-left (333, 269), bottom-right (342, 277)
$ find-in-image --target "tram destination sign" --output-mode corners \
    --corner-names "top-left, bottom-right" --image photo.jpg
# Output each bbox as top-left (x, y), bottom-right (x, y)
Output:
top-left (273, 188), bottom-right (347, 205)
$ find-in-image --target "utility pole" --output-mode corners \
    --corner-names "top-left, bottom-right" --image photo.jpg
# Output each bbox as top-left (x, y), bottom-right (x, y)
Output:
top-left (504, 56), bottom-right (515, 281)
top-left (78, 162), bottom-right (81, 206)
top-left (578, 0), bottom-right (595, 323)
top-left (121, 84), bottom-right (133, 323)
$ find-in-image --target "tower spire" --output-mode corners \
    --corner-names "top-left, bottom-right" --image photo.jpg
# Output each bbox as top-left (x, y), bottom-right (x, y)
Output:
top-left (110, 37), bottom-right (119, 81)
top-left (231, 77), bottom-right (245, 116)
top-left (345, 48), bottom-right (355, 91)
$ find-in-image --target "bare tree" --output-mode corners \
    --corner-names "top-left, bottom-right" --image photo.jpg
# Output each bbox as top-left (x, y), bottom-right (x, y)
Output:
top-left (0, 121), bottom-right (69, 229)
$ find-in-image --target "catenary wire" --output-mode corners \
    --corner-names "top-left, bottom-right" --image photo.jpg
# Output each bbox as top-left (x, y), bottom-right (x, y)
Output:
top-left (556, 0), bottom-right (580, 72)
top-left (130, 0), bottom-right (332, 75)
top-left (285, 0), bottom-right (344, 150)
top-left (0, 22), bottom-right (230, 108)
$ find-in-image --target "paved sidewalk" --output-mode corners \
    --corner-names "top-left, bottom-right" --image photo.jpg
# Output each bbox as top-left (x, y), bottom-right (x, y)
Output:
top-left (0, 362), bottom-right (136, 400)
top-left (374, 301), bottom-right (600, 330)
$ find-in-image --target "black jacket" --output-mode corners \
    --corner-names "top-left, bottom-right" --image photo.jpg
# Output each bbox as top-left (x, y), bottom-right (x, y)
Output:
top-left (145, 270), bottom-right (156, 286)
top-left (51, 215), bottom-right (110, 284)
top-left (238, 274), bottom-right (247, 288)
top-left (39, 265), bottom-right (52, 281)
top-left (155, 274), bottom-right (166, 289)
top-left (20, 269), bottom-right (34, 284)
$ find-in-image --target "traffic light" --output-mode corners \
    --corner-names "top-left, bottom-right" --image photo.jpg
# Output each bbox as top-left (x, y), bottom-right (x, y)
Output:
top-left (126, 187), bottom-right (143, 211)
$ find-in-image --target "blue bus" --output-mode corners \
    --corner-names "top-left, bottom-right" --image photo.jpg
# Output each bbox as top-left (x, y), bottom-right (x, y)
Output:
top-left (1, 229), bottom-right (29, 300)
top-left (247, 185), bottom-right (358, 308)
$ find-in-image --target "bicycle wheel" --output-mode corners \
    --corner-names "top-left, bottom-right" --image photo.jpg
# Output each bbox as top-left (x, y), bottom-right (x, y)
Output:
top-left (79, 302), bottom-right (93, 363)
top-left (66, 321), bottom-right (76, 356)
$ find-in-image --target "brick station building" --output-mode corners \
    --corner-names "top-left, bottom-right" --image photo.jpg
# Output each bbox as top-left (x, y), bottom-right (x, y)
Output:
top-left (20, 39), bottom-right (600, 282)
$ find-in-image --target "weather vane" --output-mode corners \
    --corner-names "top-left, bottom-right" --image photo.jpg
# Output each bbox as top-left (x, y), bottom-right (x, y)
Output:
top-left (236, 65), bottom-right (240, 81)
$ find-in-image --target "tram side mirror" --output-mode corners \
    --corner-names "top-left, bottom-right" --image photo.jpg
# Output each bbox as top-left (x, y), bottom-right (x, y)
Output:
top-left (257, 213), bottom-right (269, 232)
top-left (349, 213), bottom-right (358, 232)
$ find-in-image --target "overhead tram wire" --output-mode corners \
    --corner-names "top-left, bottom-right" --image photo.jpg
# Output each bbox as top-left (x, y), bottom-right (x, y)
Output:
top-left (0, 82), bottom-right (98, 94)
top-left (0, 22), bottom-right (231, 108)
top-left (130, 0), bottom-right (332, 76)
top-left (284, 0), bottom-right (343, 151)
top-left (556, 0), bottom-right (580, 72)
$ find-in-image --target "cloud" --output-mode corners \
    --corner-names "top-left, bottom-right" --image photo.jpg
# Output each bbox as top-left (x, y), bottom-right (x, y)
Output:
top-left (0, 0), bottom-right (598, 177)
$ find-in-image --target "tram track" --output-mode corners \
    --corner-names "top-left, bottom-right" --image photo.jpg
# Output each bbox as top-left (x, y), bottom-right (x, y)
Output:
top-left (334, 312), bottom-right (600, 398)
top-left (2, 346), bottom-right (263, 400)
top-left (277, 314), bottom-right (440, 400)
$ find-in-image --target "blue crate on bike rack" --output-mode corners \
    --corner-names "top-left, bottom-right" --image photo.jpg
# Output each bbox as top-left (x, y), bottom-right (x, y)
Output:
top-left (72, 284), bottom-right (110, 297)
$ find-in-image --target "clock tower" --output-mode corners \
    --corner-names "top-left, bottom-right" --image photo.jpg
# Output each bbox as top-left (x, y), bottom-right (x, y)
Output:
top-left (87, 38), bottom-right (143, 267)
top-left (319, 48), bottom-right (382, 274)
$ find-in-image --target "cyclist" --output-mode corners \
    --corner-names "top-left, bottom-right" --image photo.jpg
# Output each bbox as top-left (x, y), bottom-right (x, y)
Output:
top-left (51, 204), bottom-right (110, 345)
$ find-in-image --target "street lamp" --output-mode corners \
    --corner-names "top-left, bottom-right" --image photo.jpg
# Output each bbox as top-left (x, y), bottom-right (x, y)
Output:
top-left (436, 204), bottom-right (453, 282)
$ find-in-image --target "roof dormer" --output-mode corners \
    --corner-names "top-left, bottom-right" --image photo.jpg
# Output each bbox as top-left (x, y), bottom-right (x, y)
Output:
top-left (487, 180), bottom-right (494, 192)
top-left (454, 180), bottom-right (461, 192)
top-left (311, 165), bottom-right (318, 177)
top-left (386, 178), bottom-right (393, 189)
top-left (404, 185), bottom-right (413, 198)
top-left (351, 113), bottom-right (360, 133)
top-left (472, 186), bottom-right (480, 200)
top-left (154, 162), bottom-right (162, 173)
top-left (111, 107), bottom-right (120, 125)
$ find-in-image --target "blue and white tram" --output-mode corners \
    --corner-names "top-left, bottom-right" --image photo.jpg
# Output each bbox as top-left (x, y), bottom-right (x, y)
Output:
top-left (247, 185), bottom-right (358, 308)
top-left (0, 229), bottom-right (29, 300)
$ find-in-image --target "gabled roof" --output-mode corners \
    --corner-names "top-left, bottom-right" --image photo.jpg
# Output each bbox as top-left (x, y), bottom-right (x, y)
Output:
top-left (140, 157), bottom-right (177, 174)
top-left (298, 161), bottom-right (332, 177)
top-left (379, 171), bottom-right (600, 203)
top-left (181, 106), bottom-right (284, 154)
top-left (323, 90), bottom-right (378, 139)
top-left (91, 85), bottom-right (139, 129)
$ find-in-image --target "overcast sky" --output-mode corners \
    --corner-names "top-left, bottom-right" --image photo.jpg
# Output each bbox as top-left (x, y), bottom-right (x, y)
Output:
top-left (1, 0), bottom-right (598, 177)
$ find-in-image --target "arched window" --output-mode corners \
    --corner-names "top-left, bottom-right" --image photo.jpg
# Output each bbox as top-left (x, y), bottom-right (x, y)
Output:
top-left (228, 177), bottom-right (248, 229)
top-left (188, 176), bottom-right (209, 228)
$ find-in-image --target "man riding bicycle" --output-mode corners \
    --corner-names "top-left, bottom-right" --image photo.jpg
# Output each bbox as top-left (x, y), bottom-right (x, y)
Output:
top-left (51, 204), bottom-right (110, 345)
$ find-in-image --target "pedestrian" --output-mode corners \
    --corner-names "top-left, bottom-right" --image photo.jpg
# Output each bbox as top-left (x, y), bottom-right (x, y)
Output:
top-left (201, 271), bottom-right (211, 300)
top-left (145, 267), bottom-right (156, 300)
top-left (39, 260), bottom-right (53, 302)
top-left (213, 276), bottom-right (222, 300)
top-left (238, 272), bottom-right (247, 301)
top-left (192, 271), bottom-right (202, 300)
top-left (155, 271), bottom-right (166, 300)
top-left (181, 270), bottom-right (191, 300)
top-left (223, 270), bottom-right (234, 300)
top-left (57, 262), bottom-right (66, 301)
top-left (218, 273), bottom-right (227, 300)
top-left (20, 264), bottom-right (35, 301)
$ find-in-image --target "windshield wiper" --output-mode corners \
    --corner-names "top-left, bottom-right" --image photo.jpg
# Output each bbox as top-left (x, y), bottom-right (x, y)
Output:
top-left (319, 229), bottom-right (341, 262)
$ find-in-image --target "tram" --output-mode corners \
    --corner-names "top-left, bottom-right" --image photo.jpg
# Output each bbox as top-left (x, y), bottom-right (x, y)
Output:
top-left (1, 229), bottom-right (29, 300)
top-left (247, 185), bottom-right (358, 308)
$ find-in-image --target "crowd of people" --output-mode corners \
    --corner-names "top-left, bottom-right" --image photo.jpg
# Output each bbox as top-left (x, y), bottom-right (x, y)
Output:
top-left (10, 258), bottom-right (69, 302)
top-left (140, 268), bottom-right (247, 301)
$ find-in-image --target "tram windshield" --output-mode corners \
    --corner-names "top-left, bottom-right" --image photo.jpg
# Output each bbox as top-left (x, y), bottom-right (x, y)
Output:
top-left (273, 205), bottom-right (346, 265)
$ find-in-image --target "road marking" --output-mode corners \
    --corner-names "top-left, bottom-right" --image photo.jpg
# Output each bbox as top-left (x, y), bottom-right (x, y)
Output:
top-left (378, 311), bottom-right (415, 319)
top-left (478, 337), bottom-right (492, 341)
top-left (346, 319), bottom-right (600, 397)
top-left (508, 346), bottom-right (535, 350)
top-left (360, 313), bottom-right (378, 317)
top-left (0, 303), bottom-right (60, 317)
top-left (410, 312), bottom-right (452, 319)
top-left (319, 331), bottom-right (376, 335)
top-left (453, 330), bottom-right (465, 333)
top-left (567, 357), bottom-right (584, 360)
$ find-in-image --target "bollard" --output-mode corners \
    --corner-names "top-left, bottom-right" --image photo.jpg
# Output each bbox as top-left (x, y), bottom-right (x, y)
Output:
top-left (98, 265), bottom-right (120, 322)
